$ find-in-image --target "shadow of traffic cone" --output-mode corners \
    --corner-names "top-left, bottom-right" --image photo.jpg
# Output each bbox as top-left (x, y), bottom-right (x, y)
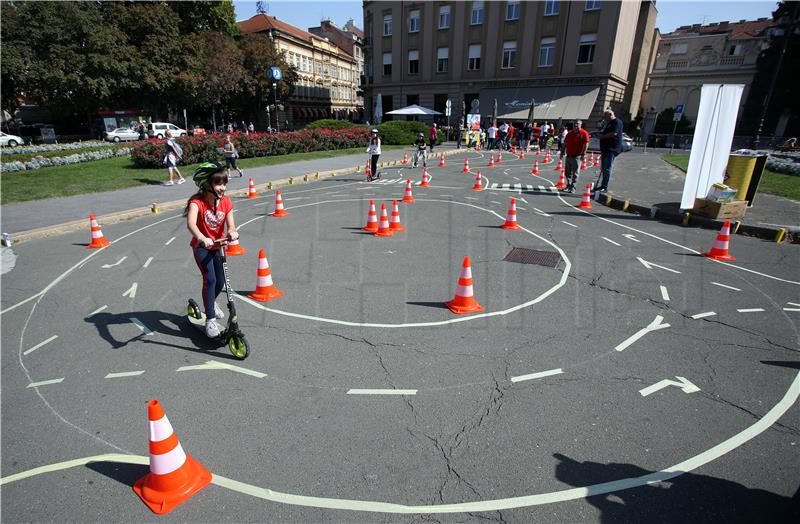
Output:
top-left (402, 179), bottom-right (415, 203)
top-left (445, 257), bottom-right (484, 314)
top-left (362, 200), bottom-right (379, 232)
top-left (87, 214), bottom-right (112, 249)
top-left (402, 152), bottom-right (409, 165)
top-left (501, 198), bottom-right (522, 230)
top-left (488, 153), bottom-right (495, 167)
top-left (555, 173), bottom-right (567, 190)
top-left (531, 160), bottom-right (540, 175)
top-left (133, 400), bottom-right (211, 515)
top-left (702, 220), bottom-right (736, 261)
top-left (420, 168), bottom-right (431, 187)
top-left (225, 237), bottom-right (246, 256)
top-left (374, 203), bottom-right (394, 237)
top-left (577, 184), bottom-right (593, 209)
top-left (247, 178), bottom-right (258, 199)
top-left (463, 158), bottom-right (470, 173)
top-left (271, 190), bottom-right (289, 217)
top-left (247, 249), bottom-right (284, 302)
top-left (472, 171), bottom-right (483, 191)
top-left (389, 200), bottom-right (405, 232)
top-left (438, 153), bottom-right (446, 167)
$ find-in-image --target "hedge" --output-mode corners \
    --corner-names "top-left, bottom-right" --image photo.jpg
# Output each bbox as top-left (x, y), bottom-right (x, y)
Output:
top-left (306, 119), bottom-right (360, 130)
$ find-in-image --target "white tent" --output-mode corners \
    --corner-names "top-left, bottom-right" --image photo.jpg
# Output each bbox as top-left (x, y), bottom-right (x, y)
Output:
top-left (386, 104), bottom-right (442, 116)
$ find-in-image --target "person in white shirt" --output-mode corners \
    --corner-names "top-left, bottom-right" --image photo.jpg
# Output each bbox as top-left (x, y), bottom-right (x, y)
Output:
top-left (487, 123), bottom-right (498, 150)
top-left (366, 128), bottom-right (382, 181)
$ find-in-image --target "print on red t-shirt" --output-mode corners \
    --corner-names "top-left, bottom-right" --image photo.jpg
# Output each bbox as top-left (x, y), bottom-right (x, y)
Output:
top-left (190, 196), bottom-right (233, 249)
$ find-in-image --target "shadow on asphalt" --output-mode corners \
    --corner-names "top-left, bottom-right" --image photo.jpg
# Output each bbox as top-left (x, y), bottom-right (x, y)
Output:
top-left (762, 360), bottom-right (800, 370)
top-left (86, 461), bottom-right (148, 488)
top-left (406, 301), bottom-right (449, 310)
top-left (134, 178), bottom-right (166, 186)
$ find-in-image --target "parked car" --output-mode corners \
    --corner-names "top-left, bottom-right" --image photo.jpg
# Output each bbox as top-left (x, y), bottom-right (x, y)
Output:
top-left (189, 125), bottom-right (207, 136)
top-left (104, 127), bottom-right (141, 142)
top-left (588, 131), bottom-right (633, 152)
top-left (147, 122), bottom-right (187, 139)
top-left (0, 131), bottom-right (24, 147)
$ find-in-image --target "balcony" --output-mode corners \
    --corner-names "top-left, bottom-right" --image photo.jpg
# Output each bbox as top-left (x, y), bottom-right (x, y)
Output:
top-left (719, 55), bottom-right (744, 66)
top-left (666, 59), bottom-right (689, 70)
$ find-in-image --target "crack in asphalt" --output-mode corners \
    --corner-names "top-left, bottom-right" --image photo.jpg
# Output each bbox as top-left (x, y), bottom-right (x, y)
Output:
top-left (700, 392), bottom-right (800, 436)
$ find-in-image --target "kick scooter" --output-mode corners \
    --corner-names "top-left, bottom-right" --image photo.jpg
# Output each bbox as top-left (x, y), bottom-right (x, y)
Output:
top-left (187, 237), bottom-right (250, 359)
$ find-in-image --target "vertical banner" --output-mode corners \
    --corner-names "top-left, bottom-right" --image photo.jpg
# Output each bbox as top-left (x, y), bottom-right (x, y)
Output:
top-left (681, 84), bottom-right (744, 210)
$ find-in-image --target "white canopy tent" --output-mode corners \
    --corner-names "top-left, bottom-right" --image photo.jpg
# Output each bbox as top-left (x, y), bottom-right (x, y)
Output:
top-left (386, 104), bottom-right (442, 116)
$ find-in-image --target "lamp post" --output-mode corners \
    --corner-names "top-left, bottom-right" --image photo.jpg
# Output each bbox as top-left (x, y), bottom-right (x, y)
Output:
top-left (268, 30), bottom-right (279, 132)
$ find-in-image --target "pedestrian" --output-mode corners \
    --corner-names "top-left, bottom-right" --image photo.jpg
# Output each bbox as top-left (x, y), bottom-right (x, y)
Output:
top-left (498, 121), bottom-right (508, 150)
top-left (366, 128), bottom-right (382, 181)
top-left (597, 109), bottom-right (624, 192)
top-left (487, 122), bottom-right (498, 150)
top-left (223, 135), bottom-right (244, 179)
top-left (185, 162), bottom-right (239, 338)
top-left (521, 122), bottom-right (531, 152)
top-left (137, 120), bottom-right (146, 141)
top-left (248, 122), bottom-right (255, 134)
top-left (240, 120), bottom-right (247, 134)
top-left (227, 123), bottom-right (233, 134)
top-left (456, 120), bottom-right (464, 149)
top-left (429, 123), bottom-right (437, 152)
top-left (413, 131), bottom-right (427, 168)
top-left (563, 120), bottom-right (590, 193)
top-left (163, 131), bottom-right (186, 186)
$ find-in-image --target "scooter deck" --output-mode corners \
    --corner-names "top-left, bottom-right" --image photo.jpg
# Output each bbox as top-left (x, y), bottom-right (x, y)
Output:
top-left (188, 312), bottom-right (228, 339)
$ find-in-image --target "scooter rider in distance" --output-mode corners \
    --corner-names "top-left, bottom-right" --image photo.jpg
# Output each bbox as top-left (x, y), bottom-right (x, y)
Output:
top-left (412, 131), bottom-right (427, 168)
top-left (366, 128), bottom-right (382, 181)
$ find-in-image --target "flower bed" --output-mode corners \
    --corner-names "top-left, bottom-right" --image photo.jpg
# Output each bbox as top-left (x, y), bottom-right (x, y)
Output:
top-left (130, 128), bottom-right (372, 168)
top-left (2, 140), bottom-right (114, 155)
top-left (0, 147), bottom-right (133, 173)
top-left (766, 152), bottom-right (800, 177)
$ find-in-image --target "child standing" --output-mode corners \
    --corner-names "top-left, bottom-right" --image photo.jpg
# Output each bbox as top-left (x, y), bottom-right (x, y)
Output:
top-left (413, 132), bottom-right (427, 168)
top-left (366, 128), bottom-right (381, 181)
top-left (185, 162), bottom-right (239, 338)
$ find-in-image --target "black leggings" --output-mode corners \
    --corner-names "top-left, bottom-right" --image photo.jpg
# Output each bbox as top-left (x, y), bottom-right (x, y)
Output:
top-left (371, 154), bottom-right (380, 177)
top-left (193, 247), bottom-right (224, 318)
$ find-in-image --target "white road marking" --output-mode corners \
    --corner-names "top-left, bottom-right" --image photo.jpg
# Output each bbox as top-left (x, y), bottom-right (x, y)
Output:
top-left (87, 305), bottom-right (107, 317)
top-left (622, 234), bottom-right (640, 242)
top-left (639, 376), bottom-right (700, 397)
top-left (533, 208), bottom-right (551, 217)
top-left (164, 236), bottom-right (175, 246)
top-left (122, 282), bottom-right (138, 298)
top-left (637, 257), bottom-right (681, 274)
top-left (518, 196), bottom-right (528, 204)
top-left (512, 176), bottom-right (519, 181)
top-left (786, 302), bottom-right (800, 307)
top-left (711, 282), bottom-right (741, 291)
top-left (784, 308), bottom-right (800, 312)
top-left (737, 308), bottom-right (765, 313)
top-left (347, 389), bottom-right (417, 395)
top-left (491, 201), bottom-right (502, 205)
top-left (142, 257), bottom-right (153, 268)
top-left (511, 368), bottom-right (563, 383)
top-left (101, 256), bottom-right (127, 269)
top-left (562, 221), bottom-right (578, 228)
top-left (26, 378), bottom-right (64, 388)
top-left (104, 370), bottom-right (145, 379)
top-left (691, 311), bottom-right (717, 319)
top-left (177, 360), bottom-right (267, 378)
top-left (602, 237), bottom-right (621, 246)
top-left (438, 194), bottom-right (453, 197)
top-left (660, 286), bottom-right (670, 301)
top-left (23, 335), bottom-right (58, 356)
top-left (465, 196), bottom-right (478, 201)
top-left (615, 315), bottom-right (670, 352)
top-left (129, 317), bottom-right (153, 335)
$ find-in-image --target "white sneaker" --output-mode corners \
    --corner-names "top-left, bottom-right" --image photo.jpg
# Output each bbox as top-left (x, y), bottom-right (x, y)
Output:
top-left (205, 318), bottom-right (220, 338)
top-left (214, 302), bottom-right (225, 319)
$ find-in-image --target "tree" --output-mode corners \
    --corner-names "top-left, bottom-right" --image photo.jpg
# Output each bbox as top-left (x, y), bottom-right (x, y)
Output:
top-left (237, 32), bottom-right (298, 122)
top-left (169, 0), bottom-right (239, 37)
top-left (654, 108), bottom-right (692, 134)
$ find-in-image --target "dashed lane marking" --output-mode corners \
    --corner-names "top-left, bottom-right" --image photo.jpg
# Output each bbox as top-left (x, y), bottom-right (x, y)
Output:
top-left (23, 335), bottom-right (58, 356)
top-left (691, 311), bottom-right (717, 319)
top-left (660, 286), bottom-right (670, 301)
top-left (142, 257), bottom-right (153, 268)
top-left (562, 221), bottom-right (578, 228)
top-left (164, 236), bottom-right (175, 246)
top-left (87, 305), bottom-right (107, 317)
top-left (346, 389), bottom-right (418, 395)
top-left (786, 302), bottom-right (800, 307)
top-left (122, 282), bottom-right (138, 298)
top-left (737, 308), bottom-right (765, 313)
top-left (104, 370), bottom-right (145, 379)
top-left (784, 308), bottom-right (800, 312)
top-left (602, 237), bottom-right (621, 247)
top-left (711, 282), bottom-right (742, 291)
top-left (130, 317), bottom-right (152, 335)
top-left (510, 368), bottom-right (563, 383)
top-left (26, 378), bottom-right (64, 388)
top-left (615, 315), bottom-right (670, 352)
top-left (177, 360), bottom-right (267, 378)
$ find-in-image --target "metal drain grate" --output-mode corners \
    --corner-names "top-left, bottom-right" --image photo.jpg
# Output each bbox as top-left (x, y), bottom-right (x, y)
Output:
top-left (503, 247), bottom-right (562, 268)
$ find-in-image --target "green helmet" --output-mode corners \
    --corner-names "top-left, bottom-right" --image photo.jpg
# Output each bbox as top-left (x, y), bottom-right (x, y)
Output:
top-left (192, 162), bottom-right (225, 188)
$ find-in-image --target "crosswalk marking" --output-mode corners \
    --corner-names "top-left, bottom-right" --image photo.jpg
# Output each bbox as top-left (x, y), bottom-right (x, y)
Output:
top-left (487, 183), bottom-right (557, 193)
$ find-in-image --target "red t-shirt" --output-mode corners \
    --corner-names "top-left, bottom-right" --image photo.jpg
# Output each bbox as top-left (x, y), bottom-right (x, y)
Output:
top-left (564, 128), bottom-right (590, 157)
top-left (189, 196), bottom-right (233, 249)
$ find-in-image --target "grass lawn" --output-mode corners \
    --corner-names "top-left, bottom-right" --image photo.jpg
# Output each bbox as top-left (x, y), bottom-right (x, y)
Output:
top-left (662, 153), bottom-right (800, 201)
top-left (0, 146), bottom-right (403, 204)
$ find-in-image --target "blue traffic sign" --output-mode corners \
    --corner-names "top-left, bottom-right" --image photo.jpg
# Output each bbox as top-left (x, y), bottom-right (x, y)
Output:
top-left (267, 67), bottom-right (282, 81)
top-left (674, 104), bottom-right (684, 114)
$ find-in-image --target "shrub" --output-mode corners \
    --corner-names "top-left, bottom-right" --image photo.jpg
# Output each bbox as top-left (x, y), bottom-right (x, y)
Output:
top-left (377, 120), bottom-right (430, 145)
top-left (766, 152), bottom-right (800, 176)
top-left (306, 119), bottom-right (360, 130)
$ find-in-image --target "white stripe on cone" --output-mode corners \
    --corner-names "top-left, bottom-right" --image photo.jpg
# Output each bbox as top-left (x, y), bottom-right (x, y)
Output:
top-left (150, 443), bottom-right (187, 475)
top-left (149, 416), bottom-right (175, 442)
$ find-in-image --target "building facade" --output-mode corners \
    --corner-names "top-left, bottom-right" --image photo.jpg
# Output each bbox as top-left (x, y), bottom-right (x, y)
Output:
top-left (363, 0), bottom-right (656, 129)
top-left (238, 14), bottom-right (362, 127)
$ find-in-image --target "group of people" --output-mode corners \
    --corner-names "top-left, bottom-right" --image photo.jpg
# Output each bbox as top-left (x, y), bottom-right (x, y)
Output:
top-left (162, 132), bottom-right (243, 186)
top-left (365, 124), bottom-right (439, 180)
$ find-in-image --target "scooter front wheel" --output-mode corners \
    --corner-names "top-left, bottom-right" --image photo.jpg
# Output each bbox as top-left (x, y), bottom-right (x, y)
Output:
top-left (228, 333), bottom-right (250, 360)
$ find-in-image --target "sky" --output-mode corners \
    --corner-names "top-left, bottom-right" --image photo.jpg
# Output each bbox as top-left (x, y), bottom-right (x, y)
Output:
top-left (232, 0), bottom-right (779, 34)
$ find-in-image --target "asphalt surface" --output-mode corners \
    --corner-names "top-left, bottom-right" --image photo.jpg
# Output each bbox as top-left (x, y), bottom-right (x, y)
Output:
top-left (1, 148), bottom-right (799, 522)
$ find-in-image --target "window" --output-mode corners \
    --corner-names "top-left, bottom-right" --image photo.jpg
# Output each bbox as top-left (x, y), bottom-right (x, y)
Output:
top-left (439, 5), bottom-right (451, 29)
top-left (471, 1), bottom-right (484, 25)
top-left (506, 1), bottom-right (520, 21)
top-left (409, 10), bottom-right (420, 32)
top-left (670, 43), bottom-right (688, 54)
top-left (585, 0), bottom-right (601, 10)
top-left (383, 52), bottom-right (392, 75)
top-left (468, 44), bottom-right (481, 70)
top-left (577, 33), bottom-right (596, 64)
top-left (544, 0), bottom-right (559, 16)
top-left (383, 14), bottom-right (392, 36)
top-left (539, 37), bottom-right (556, 67)
top-left (437, 47), bottom-right (449, 73)
top-left (501, 41), bottom-right (517, 69)
top-left (728, 44), bottom-right (742, 56)
top-left (408, 50), bottom-right (419, 74)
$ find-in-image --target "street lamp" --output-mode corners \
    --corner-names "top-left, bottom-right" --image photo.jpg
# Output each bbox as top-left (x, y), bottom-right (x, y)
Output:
top-left (267, 30), bottom-right (280, 132)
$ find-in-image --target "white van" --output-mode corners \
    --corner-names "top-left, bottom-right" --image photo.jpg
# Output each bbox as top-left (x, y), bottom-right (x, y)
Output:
top-left (147, 122), bottom-right (187, 139)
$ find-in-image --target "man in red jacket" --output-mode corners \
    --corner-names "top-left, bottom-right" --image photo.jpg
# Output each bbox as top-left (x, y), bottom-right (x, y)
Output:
top-left (562, 120), bottom-right (590, 193)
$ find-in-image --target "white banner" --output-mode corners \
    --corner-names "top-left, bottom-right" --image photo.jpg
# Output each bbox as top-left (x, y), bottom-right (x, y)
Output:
top-left (680, 84), bottom-right (744, 210)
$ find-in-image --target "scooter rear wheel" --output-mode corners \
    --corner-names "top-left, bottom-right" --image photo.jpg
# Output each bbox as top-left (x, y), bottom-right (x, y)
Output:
top-left (228, 333), bottom-right (249, 360)
top-left (187, 299), bottom-right (202, 320)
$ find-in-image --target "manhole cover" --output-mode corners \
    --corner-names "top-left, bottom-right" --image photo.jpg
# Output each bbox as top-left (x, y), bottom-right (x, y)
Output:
top-left (503, 247), bottom-right (561, 268)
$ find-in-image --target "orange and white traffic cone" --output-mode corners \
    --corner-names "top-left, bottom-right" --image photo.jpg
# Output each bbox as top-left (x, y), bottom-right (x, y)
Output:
top-left (544, 151), bottom-right (552, 164)
top-left (445, 257), bottom-right (484, 314)
top-left (520, 150), bottom-right (525, 160)
top-left (702, 220), bottom-right (736, 261)
top-left (225, 237), bottom-right (246, 256)
top-left (580, 156), bottom-right (588, 170)
top-left (438, 153), bottom-right (446, 167)
top-left (402, 152), bottom-right (409, 165)
top-left (576, 184), bottom-right (593, 209)
top-left (594, 154), bottom-right (601, 167)
top-left (247, 249), bottom-right (284, 302)
top-left (531, 160), bottom-right (540, 175)
top-left (365, 159), bottom-right (372, 178)
top-left (556, 173), bottom-right (567, 190)
top-left (501, 198), bottom-right (522, 230)
top-left (133, 400), bottom-right (212, 515)
top-left (497, 151), bottom-right (503, 164)
top-left (247, 177), bottom-right (258, 199)
top-left (362, 200), bottom-right (379, 232)
top-left (87, 214), bottom-right (111, 248)
top-left (420, 168), bottom-right (431, 187)
top-left (463, 158), bottom-right (470, 173)
top-left (402, 179), bottom-right (415, 203)
top-left (536, 145), bottom-right (541, 157)
top-left (488, 153), bottom-right (495, 167)
top-left (389, 199), bottom-right (405, 232)
top-left (472, 171), bottom-right (483, 191)
top-left (374, 203), bottom-right (394, 237)
top-left (554, 158), bottom-right (563, 172)
top-left (271, 189), bottom-right (289, 217)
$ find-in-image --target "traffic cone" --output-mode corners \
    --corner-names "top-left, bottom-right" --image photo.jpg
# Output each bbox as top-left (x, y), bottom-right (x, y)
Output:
top-left (501, 198), bottom-right (522, 230)
top-left (520, 151), bottom-right (525, 160)
top-left (580, 156), bottom-right (588, 170)
top-left (247, 178), bottom-right (258, 199)
top-left (247, 249), bottom-right (284, 302)
top-left (374, 203), bottom-right (394, 237)
top-left (133, 400), bottom-right (211, 515)
top-left (472, 171), bottom-right (483, 191)
top-left (531, 160), bottom-right (540, 175)
top-left (225, 237), bottom-right (246, 256)
top-left (544, 150), bottom-right (552, 164)
top-left (556, 173), bottom-right (567, 190)
top-left (271, 189), bottom-right (289, 217)
top-left (702, 221), bottom-right (736, 261)
top-left (554, 158), bottom-right (563, 172)
top-left (536, 146), bottom-right (541, 157)
top-left (420, 168), bottom-right (431, 187)
top-left (438, 153), bottom-right (446, 167)
top-left (389, 200), bottom-right (405, 231)
top-left (463, 158), bottom-right (470, 173)
top-left (594, 154), bottom-right (601, 167)
top-left (87, 214), bottom-right (111, 248)
top-left (488, 153), bottom-right (495, 167)
top-left (577, 184), bottom-right (593, 209)
top-left (445, 257), bottom-right (484, 314)
top-left (497, 151), bottom-right (503, 164)
top-left (362, 200), bottom-right (379, 232)
top-left (402, 179), bottom-right (415, 203)
top-left (402, 152), bottom-right (409, 165)
top-left (365, 159), bottom-right (372, 178)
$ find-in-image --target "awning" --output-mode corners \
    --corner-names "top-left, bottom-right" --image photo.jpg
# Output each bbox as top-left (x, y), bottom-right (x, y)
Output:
top-left (479, 85), bottom-right (601, 121)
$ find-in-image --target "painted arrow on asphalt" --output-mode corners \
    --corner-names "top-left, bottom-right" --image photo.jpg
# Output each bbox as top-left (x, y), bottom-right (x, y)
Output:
top-left (623, 234), bottom-right (640, 242)
top-left (101, 256), bottom-right (127, 268)
top-left (637, 257), bottom-right (681, 274)
top-left (639, 376), bottom-right (700, 397)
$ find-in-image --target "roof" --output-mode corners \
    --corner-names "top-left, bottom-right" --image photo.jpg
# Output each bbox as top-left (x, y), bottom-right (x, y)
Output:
top-left (668, 18), bottom-right (772, 40)
top-left (344, 20), bottom-right (364, 39)
top-left (238, 14), bottom-right (318, 45)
